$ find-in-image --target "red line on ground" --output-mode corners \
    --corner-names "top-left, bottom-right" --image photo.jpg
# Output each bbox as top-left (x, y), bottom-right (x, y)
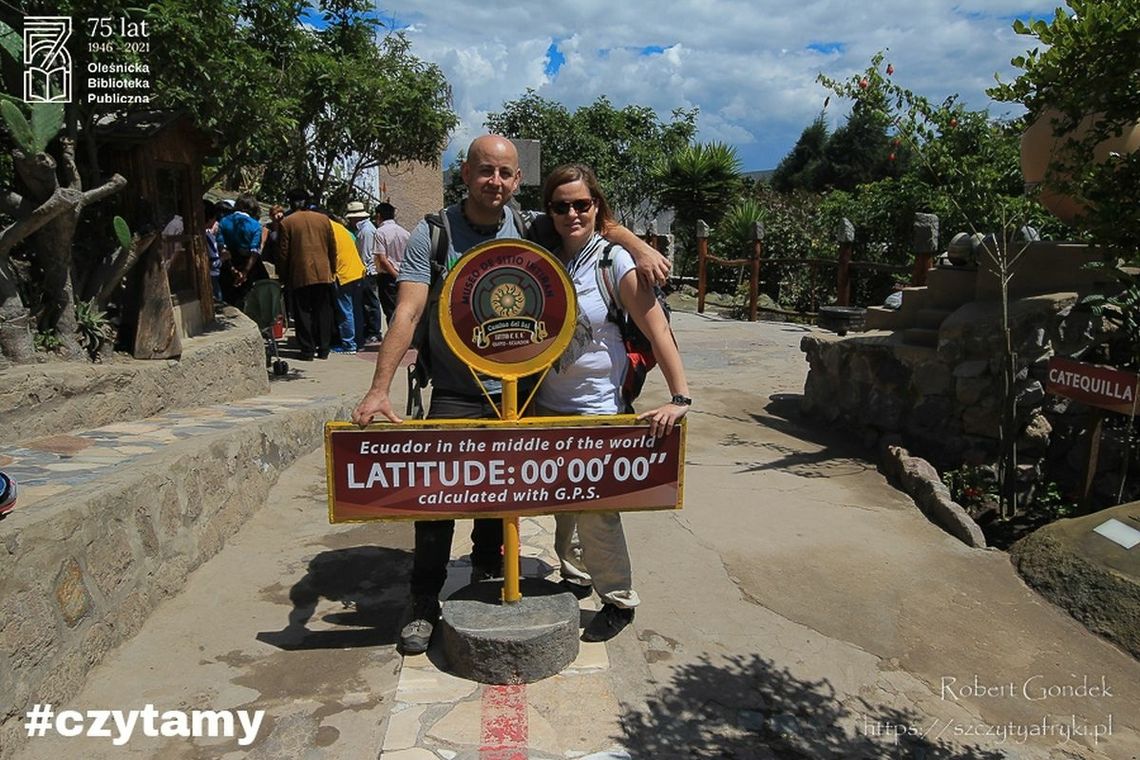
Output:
top-left (480, 683), bottom-right (528, 759)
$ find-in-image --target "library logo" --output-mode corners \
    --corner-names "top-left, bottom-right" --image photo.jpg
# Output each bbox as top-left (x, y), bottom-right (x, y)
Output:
top-left (23, 16), bottom-right (72, 103)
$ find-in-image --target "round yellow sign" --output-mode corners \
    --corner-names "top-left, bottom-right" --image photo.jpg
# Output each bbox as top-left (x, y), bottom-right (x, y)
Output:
top-left (438, 239), bottom-right (577, 379)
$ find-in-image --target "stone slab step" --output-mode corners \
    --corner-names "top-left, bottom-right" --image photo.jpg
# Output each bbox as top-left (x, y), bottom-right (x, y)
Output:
top-left (902, 327), bottom-right (940, 348)
top-left (898, 286), bottom-right (931, 324)
top-left (864, 305), bottom-right (900, 331)
top-left (915, 307), bottom-right (954, 330)
top-left (0, 392), bottom-right (353, 750)
top-left (926, 266), bottom-right (978, 308)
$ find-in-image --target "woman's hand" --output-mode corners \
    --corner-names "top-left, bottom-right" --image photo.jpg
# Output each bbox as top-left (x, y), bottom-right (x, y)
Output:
top-left (637, 401), bottom-right (688, 439)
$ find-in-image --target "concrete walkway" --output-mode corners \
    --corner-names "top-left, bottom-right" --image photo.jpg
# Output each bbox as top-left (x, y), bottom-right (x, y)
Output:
top-left (9, 312), bottom-right (1140, 759)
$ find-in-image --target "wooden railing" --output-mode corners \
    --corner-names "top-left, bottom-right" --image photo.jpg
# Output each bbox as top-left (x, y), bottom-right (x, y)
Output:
top-left (694, 216), bottom-right (917, 319)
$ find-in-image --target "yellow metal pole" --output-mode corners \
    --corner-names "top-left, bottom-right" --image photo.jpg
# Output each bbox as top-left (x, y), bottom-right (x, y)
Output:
top-left (501, 377), bottom-right (522, 603)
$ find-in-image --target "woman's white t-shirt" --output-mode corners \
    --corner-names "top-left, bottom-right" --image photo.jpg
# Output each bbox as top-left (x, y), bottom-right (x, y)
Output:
top-left (537, 234), bottom-right (636, 415)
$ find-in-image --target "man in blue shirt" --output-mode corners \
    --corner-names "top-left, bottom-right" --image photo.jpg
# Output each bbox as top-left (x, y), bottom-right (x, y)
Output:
top-left (217, 193), bottom-right (268, 304)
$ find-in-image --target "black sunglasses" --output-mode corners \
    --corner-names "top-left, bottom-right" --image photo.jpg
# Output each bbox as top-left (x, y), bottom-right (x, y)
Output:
top-left (549, 198), bottom-right (595, 215)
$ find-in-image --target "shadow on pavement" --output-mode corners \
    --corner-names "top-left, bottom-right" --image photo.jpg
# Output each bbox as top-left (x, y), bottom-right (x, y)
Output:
top-left (696, 393), bottom-right (878, 480)
top-left (257, 545), bottom-right (412, 651)
top-left (619, 653), bottom-right (1005, 759)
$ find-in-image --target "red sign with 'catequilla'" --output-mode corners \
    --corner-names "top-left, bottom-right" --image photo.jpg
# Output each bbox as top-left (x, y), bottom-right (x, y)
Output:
top-left (1046, 357), bottom-right (1140, 416)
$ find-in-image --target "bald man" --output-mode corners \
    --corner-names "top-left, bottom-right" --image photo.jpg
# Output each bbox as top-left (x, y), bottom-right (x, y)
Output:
top-left (352, 135), bottom-right (667, 654)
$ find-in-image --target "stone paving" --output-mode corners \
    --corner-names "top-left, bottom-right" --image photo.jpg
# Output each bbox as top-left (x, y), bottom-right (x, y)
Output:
top-left (0, 395), bottom-right (330, 510)
top-left (381, 515), bottom-right (627, 759)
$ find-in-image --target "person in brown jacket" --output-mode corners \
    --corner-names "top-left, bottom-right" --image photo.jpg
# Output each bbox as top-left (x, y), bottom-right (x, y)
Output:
top-left (278, 188), bottom-right (338, 360)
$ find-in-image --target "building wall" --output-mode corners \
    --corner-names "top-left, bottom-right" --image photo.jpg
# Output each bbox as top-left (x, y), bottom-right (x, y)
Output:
top-left (379, 160), bottom-right (444, 232)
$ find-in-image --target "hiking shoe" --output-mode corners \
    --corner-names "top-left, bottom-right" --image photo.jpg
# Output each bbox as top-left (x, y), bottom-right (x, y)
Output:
top-left (470, 563), bottom-right (503, 583)
top-left (558, 579), bottom-right (594, 600)
top-left (399, 596), bottom-right (440, 655)
top-left (582, 603), bottom-right (634, 643)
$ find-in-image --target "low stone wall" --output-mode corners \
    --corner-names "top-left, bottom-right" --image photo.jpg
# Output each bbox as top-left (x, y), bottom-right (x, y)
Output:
top-left (801, 293), bottom-right (1131, 509)
top-left (0, 309), bottom-right (269, 447)
top-left (0, 397), bottom-right (351, 758)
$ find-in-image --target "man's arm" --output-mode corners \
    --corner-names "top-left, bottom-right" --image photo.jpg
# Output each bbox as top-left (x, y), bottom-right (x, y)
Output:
top-left (352, 281), bottom-right (428, 425)
top-left (601, 224), bottom-right (670, 286)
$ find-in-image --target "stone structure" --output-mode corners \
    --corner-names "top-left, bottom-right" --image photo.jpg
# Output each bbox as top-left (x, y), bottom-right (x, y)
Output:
top-left (379, 160), bottom-right (445, 231)
top-left (0, 319), bottom-right (349, 756)
top-left (1010, 501), bottom-right (1140, 659)
top-left (0, 310), bottom-right (268, 446)
top-left (801, 239), bottom-right (1132, 510)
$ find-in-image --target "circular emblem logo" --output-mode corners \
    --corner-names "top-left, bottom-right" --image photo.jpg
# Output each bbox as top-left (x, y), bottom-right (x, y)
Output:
top-left (439, 239), bottom-right (576, 378)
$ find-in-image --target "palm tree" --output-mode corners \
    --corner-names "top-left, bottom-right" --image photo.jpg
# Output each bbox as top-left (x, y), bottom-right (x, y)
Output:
top-left (653, 142), bottom-right (744, 275)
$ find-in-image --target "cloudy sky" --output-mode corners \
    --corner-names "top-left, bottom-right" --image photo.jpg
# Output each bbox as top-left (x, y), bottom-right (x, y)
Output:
top-left (369, 0), bottom-right (1065, 172)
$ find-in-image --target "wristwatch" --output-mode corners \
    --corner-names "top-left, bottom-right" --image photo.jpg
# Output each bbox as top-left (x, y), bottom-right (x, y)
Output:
top-left (670, 394), bottom-right (692, 406)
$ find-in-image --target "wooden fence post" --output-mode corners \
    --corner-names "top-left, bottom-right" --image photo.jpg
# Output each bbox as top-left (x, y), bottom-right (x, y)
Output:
top-left (749, 222), bottom-right (763, 322)
top-left (836, 217), bottom-right (854, 307)
top-left (696, 220), bottom-right (709, 314)
top-left (912, 212), bottom-right (939, 287)
top-left (644, 219), bottom-right (658, 251)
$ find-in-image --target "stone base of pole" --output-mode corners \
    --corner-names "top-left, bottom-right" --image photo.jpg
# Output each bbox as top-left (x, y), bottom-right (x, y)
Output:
top-left (439, 578), bottom-right (580, 684)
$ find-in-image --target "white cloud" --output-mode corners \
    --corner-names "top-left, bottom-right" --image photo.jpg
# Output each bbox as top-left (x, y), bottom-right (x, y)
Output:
top-left (391, 0), bottom-right (1065, 170)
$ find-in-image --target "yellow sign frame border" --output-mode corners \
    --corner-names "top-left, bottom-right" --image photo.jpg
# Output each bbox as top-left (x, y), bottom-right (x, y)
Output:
top-left (437, 238), bottom-right (578, 380)
top-left (325, 415), bottom-right (686, 523)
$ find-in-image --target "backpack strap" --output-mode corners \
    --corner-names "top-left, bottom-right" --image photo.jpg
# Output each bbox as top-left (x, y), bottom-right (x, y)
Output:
top-left (425, 207), bottom-right (451, 282)
top-left (595, 242), bottom-right (623, 324)
top-left (508, 205), bottom-right (529, 238)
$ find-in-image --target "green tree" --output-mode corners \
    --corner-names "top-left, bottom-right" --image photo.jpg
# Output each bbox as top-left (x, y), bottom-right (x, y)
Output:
top-left (146, 0), bottom-right (456, 203)
top-left (770, 114), bottom-right (829, 193)
top-left (812, 53), bottom-right (1059, 258)
top-left (988, 0), bottom-right (1140, 259)
top-left (818, 84), bottom-right (900, 191)
top-left (652, 142), bottom-right (745, 276)
top-left (485, 91), bottom-right (696, 222)
top-left (0, 1), bottom-right (455, 364)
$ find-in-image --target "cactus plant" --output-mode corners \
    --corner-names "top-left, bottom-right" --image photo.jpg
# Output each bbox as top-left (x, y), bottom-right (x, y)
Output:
top-left (113, 216), bottom-right (132, 251)
top-left (0, 100), bottom-right (62, 154)
top-left (1, 100), bottom-right (35, 153)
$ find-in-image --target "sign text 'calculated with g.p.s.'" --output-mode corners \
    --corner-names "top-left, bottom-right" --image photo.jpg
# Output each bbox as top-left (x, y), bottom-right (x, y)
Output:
top-left (325, 418), bottom-right (685, 522)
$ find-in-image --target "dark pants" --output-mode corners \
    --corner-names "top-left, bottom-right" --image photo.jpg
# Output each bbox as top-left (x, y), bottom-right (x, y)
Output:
top-left (377, 273), bottom-right (398, 329)
top-left (360, 274), bottom-right (383, 340)
top-left (291, 283), bottom-right (334, 358)
top-left (411, 391), bottom-right (504, 599)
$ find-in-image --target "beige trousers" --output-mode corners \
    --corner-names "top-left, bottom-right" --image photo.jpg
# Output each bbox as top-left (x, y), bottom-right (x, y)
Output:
top-left (554, 511), bottom-right (640, 609)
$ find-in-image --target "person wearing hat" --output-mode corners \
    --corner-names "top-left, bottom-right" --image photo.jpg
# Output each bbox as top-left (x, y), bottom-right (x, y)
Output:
top-left (346, 201), bottom-right (383, 345)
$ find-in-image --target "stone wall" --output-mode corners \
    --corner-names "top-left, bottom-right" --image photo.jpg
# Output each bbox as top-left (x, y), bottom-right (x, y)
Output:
top-left (801, 292), bottom-right (1133, 509)
top-left (0, 396), bottom-right (351, 758)
top-left (0, 310), bottom-right (269, 446)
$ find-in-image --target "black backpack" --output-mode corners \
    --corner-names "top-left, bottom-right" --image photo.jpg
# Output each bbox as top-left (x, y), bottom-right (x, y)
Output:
top-left (595, 242), bottom-right (674, 412)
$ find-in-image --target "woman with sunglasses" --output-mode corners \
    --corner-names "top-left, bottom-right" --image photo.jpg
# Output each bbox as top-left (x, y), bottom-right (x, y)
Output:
top-left (536, 163), bottom-right (691, 642)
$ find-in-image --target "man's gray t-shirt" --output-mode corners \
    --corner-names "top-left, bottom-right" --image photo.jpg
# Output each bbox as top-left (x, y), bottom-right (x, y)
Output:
top-left (398, 204), bottom-right (532, 396)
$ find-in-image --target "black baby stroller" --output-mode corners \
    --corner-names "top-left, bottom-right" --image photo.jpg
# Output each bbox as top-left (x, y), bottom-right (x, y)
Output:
top-left (242, 278), bottom-right (289, 377)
